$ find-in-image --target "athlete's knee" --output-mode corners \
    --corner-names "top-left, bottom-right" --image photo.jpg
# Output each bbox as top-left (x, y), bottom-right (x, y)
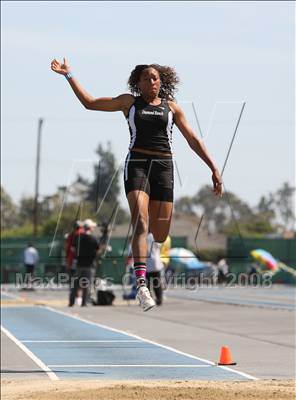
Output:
top-left (154, 237), bottom-right (166, 243)
top-left (151, 232), bottom-right (168, 243)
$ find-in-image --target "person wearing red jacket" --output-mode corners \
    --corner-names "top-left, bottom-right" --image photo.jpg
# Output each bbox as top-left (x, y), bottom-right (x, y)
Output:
top-left (65, 220), bottom-right (84, 273)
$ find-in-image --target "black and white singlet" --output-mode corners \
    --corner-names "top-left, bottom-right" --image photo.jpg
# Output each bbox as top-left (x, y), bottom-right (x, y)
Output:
top-left (124, 96), bottom-right (175, 202)
top-left (126, 96), bottom-right (174, 153)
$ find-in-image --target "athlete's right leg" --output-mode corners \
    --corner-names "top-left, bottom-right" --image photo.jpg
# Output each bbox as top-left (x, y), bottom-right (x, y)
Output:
top-left (124, 152), bottom-right (155, 311)
top-left (124, 152), bottom-right (151, 265)
top-left (127, 190), bottom-right (155, 311)
top-left (127, 190), bottom-right (149, 265)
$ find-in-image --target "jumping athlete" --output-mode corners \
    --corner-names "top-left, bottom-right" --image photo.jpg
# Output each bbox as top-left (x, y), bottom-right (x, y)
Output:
top-left (51, 58), bottom-right (223, 311)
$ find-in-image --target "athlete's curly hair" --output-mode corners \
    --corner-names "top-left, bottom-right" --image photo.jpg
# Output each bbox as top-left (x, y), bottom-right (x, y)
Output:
top-left (128, 64), bottom-right (179, 101)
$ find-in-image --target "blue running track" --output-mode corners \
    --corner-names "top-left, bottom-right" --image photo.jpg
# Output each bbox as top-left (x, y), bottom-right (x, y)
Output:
top-left (1, 306), bottom-right (255, 381)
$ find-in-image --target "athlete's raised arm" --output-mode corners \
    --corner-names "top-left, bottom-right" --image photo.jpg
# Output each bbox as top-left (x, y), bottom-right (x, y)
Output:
top-left (169, 101), bottom-right (223, 197)
top-left (50, 58), bottom-right (134, 113)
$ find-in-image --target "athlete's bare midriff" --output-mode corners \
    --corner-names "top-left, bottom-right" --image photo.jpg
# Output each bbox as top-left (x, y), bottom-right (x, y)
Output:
top-left (131, 147), bottom-right (172, 157)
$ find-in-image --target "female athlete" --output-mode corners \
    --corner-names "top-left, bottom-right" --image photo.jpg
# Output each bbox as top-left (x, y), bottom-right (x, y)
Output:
top-left (51, 58), bottom-right (222, 311)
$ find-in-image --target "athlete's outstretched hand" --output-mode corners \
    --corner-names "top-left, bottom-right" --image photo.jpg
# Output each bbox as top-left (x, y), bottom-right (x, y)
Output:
top-left (51, 58), bottom-right (71, 75)
top-left (212, 169), bottom-right (223, 197)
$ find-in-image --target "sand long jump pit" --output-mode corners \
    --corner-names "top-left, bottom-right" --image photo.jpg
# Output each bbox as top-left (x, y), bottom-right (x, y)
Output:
top-left (1, 378), bottom-right (295, 400)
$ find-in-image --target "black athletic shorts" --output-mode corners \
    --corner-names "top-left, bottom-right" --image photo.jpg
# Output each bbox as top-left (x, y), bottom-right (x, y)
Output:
top-left (124, 151), bottom-right (174, 202)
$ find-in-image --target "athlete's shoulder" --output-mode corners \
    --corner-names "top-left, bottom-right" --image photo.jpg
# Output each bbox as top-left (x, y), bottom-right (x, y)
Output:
top-left (116, 94), bottom-right (136, 116)
top-left (116, 93), bottom-right (135, 106)
top-left (167, 100), bottom-right (180, 114)
top-left (117, 94), bottom-right (136, 117)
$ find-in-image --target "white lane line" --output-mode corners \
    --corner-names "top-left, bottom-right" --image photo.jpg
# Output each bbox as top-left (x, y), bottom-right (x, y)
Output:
top-left (217, 365), bottom-right (259, 380)
top-left (1, 325), bottom-right (59, 381)
top-left (21, 340), bottom-right (141, 343)
top-left (42, 306), bottom-right (258, 380)
top-left (48, 364), bottom-right (212, 368)
top-left (1, 291), bottom-right (22, 300)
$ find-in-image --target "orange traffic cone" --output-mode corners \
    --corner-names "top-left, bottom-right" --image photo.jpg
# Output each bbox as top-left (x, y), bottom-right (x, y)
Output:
top-left (218, 346), bottom-right (236, 365)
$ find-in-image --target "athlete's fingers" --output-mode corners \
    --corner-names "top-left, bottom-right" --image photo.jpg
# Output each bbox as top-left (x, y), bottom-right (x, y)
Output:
top-left (217, 184), bottom-right (223, 197)
top-left (213, 183), bottom-right (222, 197)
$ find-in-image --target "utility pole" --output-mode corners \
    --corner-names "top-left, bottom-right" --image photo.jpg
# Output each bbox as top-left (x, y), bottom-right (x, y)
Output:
top-left (33, 118), bottom-right (43, 237)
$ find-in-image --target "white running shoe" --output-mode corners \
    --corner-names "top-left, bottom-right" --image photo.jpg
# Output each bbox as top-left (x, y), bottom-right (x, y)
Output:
top-left (137, 286), bottom-right (156, 312)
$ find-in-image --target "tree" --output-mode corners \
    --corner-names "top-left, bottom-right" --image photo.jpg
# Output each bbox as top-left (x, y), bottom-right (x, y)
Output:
top-left (63, 175), bottom-right (89, 203)
top-left (41, 201), bottom-right (96, 236)
top-left (19, 196), bottom-right (35, 224)
top-left (174, 196), bottom-right (196, 215)
top-left (274, 182), bottom-right (295, 230)
top-left (19, 195), bottom-right (56, 228)
top-left (256, 194), bottom-right (276, 226)
top-left (42, 193), bottom-right (62, 219)
top-left (86, 142), bottom-right (121, 208)
top-left (192, 185), bottom-right (253, 233)
top-left (1, 186), bottom-right (19, 229)
top-left (41, 141), bottom-right (129, 236)
top-left (224, 216), bottom-right (275, 236)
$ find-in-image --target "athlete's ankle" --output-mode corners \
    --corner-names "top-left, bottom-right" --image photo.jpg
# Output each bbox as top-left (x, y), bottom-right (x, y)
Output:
top-left (134, 262), bottom-right (147, 289)
top-left (136, 278), bottom-right (146, 288)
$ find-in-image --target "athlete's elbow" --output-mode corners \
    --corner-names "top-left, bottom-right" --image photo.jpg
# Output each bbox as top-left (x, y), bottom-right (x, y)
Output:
top-left (83, 101), bottom-right (93, 110)
top-left (82, 97), bottom-right (96, 110)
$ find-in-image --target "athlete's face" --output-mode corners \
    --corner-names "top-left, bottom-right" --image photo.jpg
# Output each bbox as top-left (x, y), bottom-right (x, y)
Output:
top-left (137, 68), bottom-right (161, 97)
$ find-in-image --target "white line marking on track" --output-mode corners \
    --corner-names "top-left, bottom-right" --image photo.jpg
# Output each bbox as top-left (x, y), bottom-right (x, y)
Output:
top-left (1, 325), bottom-right (59, 381)
top-left (48, 364), bottom-right (212, 368)
top-left (21, 340), bottom-right (141, 343)
top-left (1, 291), bottom-right (22, 300)
top-left (42, 306), bottom-right (258, 380)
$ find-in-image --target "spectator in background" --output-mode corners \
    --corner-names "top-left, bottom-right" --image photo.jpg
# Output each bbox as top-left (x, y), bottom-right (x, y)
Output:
top-left (146, 232), bottom-right (164, 306)
top-left (23, 243), bottom-right (39, 289)
top-left (247, 262), bottom-right (259, 284)
top-left (69, 219), bottom-right (99, 307)
top-left (123, 236), bottom-right (137, 300)
top-left (65, 220), bottom-right (84, 272)
top-left (65, 220), bottom-right (84, 304)
top-left (217, 258), bottom-right (229, 284)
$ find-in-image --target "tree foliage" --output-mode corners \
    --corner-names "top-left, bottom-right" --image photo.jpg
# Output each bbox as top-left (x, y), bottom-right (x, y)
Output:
top-left (1, 141), bottom-right (129, 238)
top-left (174, 182), bottom-right (295, 236)
top-left (191, 185), bottom-right (254, 234)
top-left (174, 196), bottom-right (196, 215)
top-left (1, 186), bottom-right (19, 229)
top-left (274, 182), bottom-right (295, 229)
top-left (86, 142), bottom-right (121, 207)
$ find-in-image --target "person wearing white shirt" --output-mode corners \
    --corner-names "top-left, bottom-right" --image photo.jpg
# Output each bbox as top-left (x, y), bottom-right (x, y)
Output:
top-left (23, 243), bottom-right (39, 288)
top-left (146, 233), bottom-right (164, 306)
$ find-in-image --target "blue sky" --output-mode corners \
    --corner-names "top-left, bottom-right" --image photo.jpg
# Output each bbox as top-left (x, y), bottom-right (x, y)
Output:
top-left (1, 1), bottom-right (294, 210)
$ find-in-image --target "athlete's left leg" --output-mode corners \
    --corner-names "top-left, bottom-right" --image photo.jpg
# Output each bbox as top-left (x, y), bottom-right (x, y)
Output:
top-left (148, 200), bottom-right (173, 243)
